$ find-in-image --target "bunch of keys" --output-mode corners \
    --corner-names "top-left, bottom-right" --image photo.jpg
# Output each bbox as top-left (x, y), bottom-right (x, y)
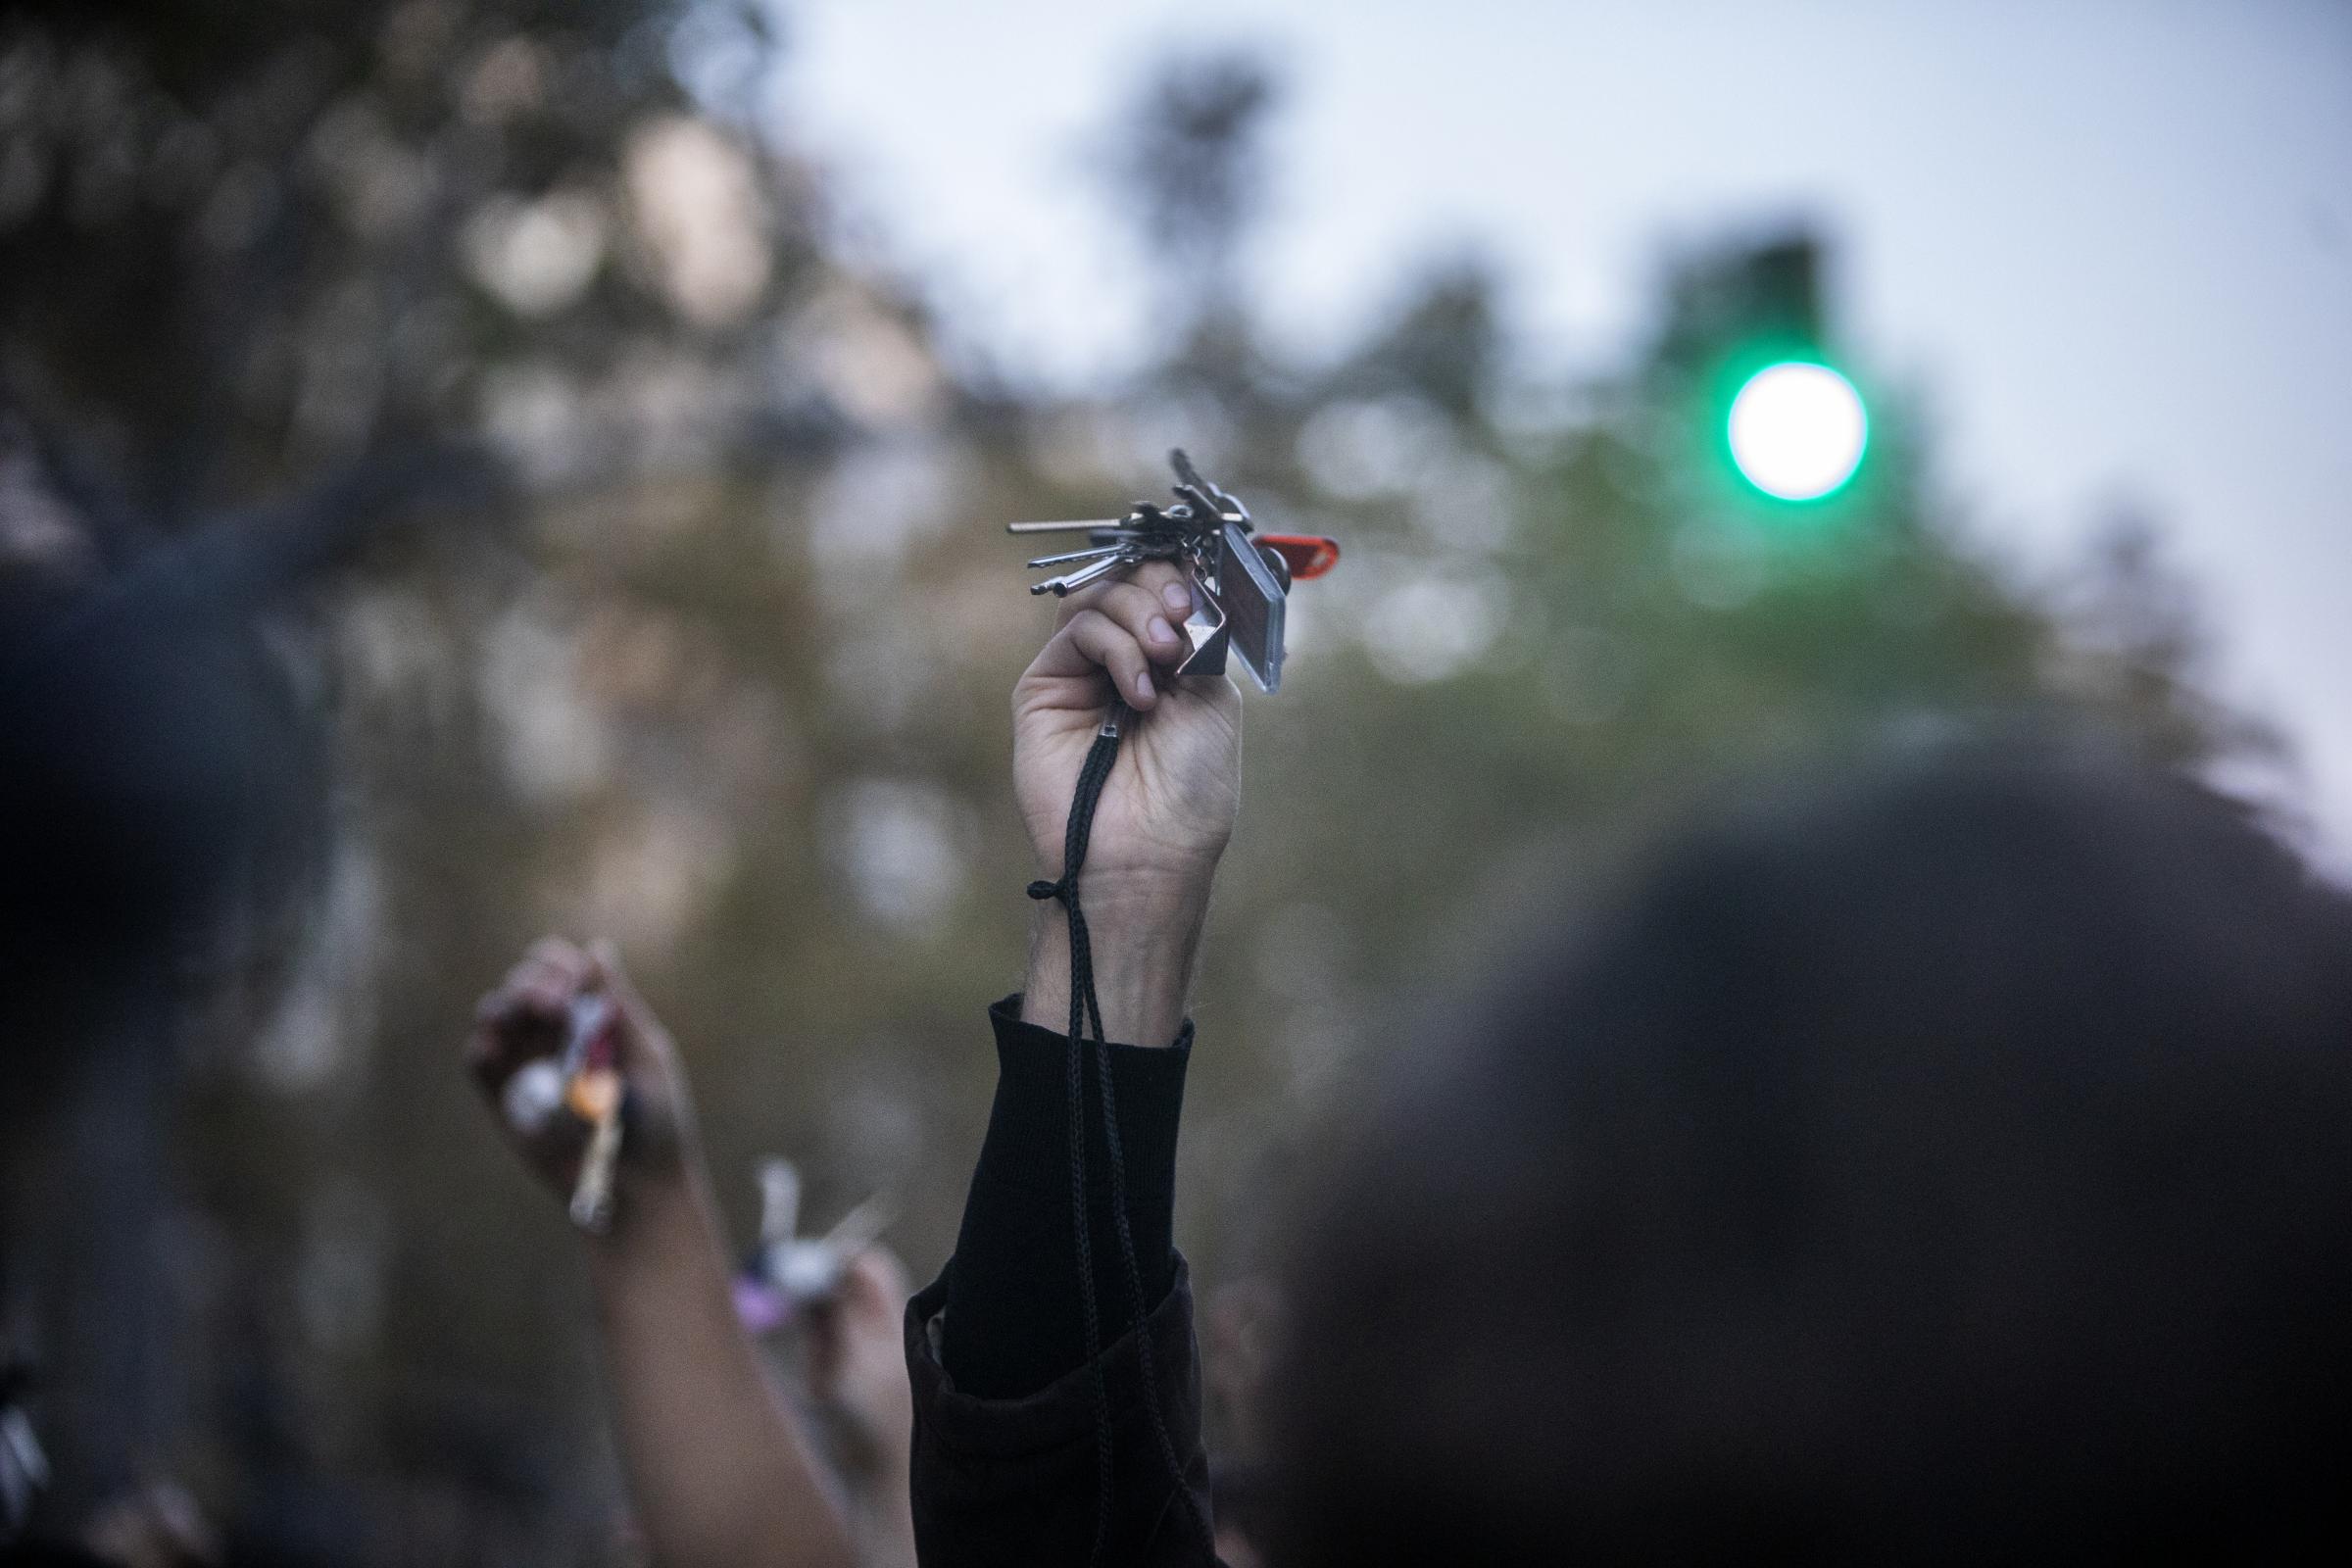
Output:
top-left (499, 991), bottom-right (627, 1234)
top-left (732, 1158), bottom-right (897, 1334)
top-left (1011, 450), bottom-right (1338, 694)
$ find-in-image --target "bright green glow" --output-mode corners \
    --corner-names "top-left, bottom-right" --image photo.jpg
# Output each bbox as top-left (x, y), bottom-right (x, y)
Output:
top-left (1727, 362), bottom-right (1868, 501)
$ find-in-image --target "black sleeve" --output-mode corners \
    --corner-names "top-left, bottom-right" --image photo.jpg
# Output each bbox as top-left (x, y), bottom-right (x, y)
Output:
top-left (905, 996), bottom-right (1220, 1567)
top-left (943, 997), bottom-right (1191, 1398)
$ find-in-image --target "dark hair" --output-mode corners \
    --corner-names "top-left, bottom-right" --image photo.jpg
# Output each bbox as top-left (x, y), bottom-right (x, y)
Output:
top-left (1270, 738), bottom-right (2352, 1562)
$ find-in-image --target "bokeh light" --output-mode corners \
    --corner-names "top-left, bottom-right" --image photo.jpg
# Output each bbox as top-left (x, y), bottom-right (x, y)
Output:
top-left (1728, 362), bottom-right (1868, 501)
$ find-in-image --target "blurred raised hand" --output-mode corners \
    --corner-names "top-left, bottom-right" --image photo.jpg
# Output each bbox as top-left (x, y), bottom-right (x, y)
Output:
top-left (465, 937), bottom-right (696, 1218)
top-left (805, 1248), bottom-right (919, 1567)
top-left (805, 1248), bottom-right (914, 1470)
top-left (465, 938), bottom-right (858, 1568)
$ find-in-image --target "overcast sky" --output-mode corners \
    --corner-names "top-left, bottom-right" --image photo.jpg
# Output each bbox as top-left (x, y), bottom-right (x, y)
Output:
top-left (767, 0), bottom-right (2352, 860)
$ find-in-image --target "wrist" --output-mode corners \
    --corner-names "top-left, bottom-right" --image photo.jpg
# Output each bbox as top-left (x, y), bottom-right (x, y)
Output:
top-left (1032, 848), bottom-right (1218, 911)
top-left (1022, 883), bottom-right (1208, 1049)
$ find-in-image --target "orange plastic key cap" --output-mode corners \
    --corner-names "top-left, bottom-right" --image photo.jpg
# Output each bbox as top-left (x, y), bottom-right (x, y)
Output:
top-left (566, 1066), bottom-right (622, 1122)
top-left (1258, 534), bottom-right (1341, 580)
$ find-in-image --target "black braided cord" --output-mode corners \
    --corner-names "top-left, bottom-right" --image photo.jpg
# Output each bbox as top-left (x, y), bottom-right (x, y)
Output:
top-left (1027, 707), bottom-right (1121, 1560)
top-left (1024, 696), bottom-right (1209, 1563)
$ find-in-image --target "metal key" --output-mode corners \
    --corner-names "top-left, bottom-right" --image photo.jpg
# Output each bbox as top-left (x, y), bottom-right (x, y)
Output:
top-left (1026, 544), bottom-right (1135, 570)
top-left (570, 1105), bottom-right (623, 1233)
top-left (1031, 549), bottom-right (1143, 597)
top-left (559, 993), bottom-right (625, 1233)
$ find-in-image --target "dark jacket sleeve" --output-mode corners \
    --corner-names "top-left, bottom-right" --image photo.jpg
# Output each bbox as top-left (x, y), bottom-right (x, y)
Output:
top-left (904, 997), bottom-right (1221, 1567)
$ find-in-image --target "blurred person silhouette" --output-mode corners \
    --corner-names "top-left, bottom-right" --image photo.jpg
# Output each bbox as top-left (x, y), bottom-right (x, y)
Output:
top-left (0, 427), bottom-right (489, 1563)
top-left (464, 939), bottom-right (919, 1568)
top-left (892, 552), bottom-right (2352, 1564)
top-left (1264, 740), bottom-right (2352, 1563)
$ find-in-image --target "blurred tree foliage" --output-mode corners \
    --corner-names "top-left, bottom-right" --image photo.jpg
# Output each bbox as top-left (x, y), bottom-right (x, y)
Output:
top-left (0, 6), bottom-right (2275, 1561)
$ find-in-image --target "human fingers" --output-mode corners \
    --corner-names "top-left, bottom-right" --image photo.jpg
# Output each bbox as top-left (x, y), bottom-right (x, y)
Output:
top-left (1049, 608), bottom-right (1159, 710)
top-left (467, 948), bottom-right (584, 1092)
top-left (585, 939), bottom-right (672, 1068)
top-left (1054, 578), bottom-right (1191, 675)
top-left (482, 942), bottom-right (589, 1028)
top-left (1054, 558), bottom-right (1195, 631)
top-left (838, 1247), bottom-right (910, 1325)
top-left (523, 934), bottom-right (590, 978)
top-left (466, 1010), bottom-right (590, 1162)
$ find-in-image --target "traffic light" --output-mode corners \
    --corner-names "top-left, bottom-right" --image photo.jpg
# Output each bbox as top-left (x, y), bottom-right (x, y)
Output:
top-left (1727, 361), bottom-right (1868, 502)
top-left (1652, 235), bottom-right (1876, 519)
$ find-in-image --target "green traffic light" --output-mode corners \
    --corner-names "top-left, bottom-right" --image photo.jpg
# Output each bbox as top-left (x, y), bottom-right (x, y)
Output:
top-left (1728, 362), bottom-right (1868, 501)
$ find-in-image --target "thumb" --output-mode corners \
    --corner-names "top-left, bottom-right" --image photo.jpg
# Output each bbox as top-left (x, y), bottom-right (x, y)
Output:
top-left (842, 1246), bottom-right (911, 1325)
top-left (801, 1297), bottom-right (843, 1368)
top-left (584, 938), bottom-right (697, 1168)
top-left (587, 938), bottom-right (669, 1067)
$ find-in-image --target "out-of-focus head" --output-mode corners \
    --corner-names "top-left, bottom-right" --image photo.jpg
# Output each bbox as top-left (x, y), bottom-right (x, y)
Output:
top-left (1270, 738), bottom-right (2352, 1562)
top-left (0, 579), bottom-right (321, 1128)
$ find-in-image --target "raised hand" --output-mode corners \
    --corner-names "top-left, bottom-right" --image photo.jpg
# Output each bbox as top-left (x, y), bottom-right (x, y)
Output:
top-left (466, 936), bottom-right (696, 1215)
top-left (804, 1248), bottom-right (915, 1475)
top-left (1011, 558), bottom-right (1243, 1046)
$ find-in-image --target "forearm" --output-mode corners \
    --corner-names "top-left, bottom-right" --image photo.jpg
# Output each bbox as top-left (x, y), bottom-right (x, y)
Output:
top-left (857, 1482), bottom-right (919, 1568)
top-left (586, 1167), bottom-right (856, 1568)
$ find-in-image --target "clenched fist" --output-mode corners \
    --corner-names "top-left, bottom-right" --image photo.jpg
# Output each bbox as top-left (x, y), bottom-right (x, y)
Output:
top-left (465, 937), bottom-right (696, 1223)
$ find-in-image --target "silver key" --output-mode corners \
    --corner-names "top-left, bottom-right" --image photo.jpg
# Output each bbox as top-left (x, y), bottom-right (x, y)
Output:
top-left (1026, 544), bottom-right (1134, 569)
top-left (1007, 452), bottom-right (1331, 690)
top-left (1031, 550), bottom-right (1139, 597)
